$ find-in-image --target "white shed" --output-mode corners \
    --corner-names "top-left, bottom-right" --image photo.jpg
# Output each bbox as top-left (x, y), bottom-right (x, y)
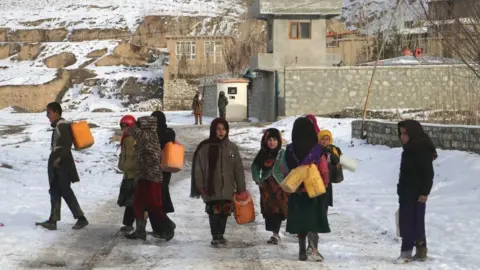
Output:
top-left (216, 79), bottom-right (249, 121)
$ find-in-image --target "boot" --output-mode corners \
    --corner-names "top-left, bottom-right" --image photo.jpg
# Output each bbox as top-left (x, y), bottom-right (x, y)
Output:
top-left (72, 216), bottom-right (89, 230)
top-left (162, 218), bottom-right (176, 242)
top-left (126, 219), bottom-right (147, 241)
top-left (210, 236), bottom-right (219, 246)
top-left (35, 219), bottom-right (57, 231)
top-left (218, 216), bottom-right (228, 245)
top-left (413, 240), bottom-right (427, 261)
top-left (395, 250), bottom-right (413, 264)
top-left (120, 225), bottom-right (134, 232)
top-left (307, 233), bottom-right (324, 262)
top-left (209, 215), bottom-right (220, 246)
top-left (298, 235), bottom-right (308, 261)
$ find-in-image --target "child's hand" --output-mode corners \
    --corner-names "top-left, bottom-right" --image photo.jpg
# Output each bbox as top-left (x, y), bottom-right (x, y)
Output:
top-left (418, 195), bottom-right (428, 203)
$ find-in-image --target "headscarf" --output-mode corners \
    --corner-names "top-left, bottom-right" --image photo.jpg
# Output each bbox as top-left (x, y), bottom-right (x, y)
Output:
top-left (190, 118), bottom-right (230, 198)
top-left (318, 129), bottom-right (339, 157)
top-left (291, 117), bottom-right (319, 161)
top-left (151, 110), bottom-right (171, 148)
top-left (305, 114), bottom-right (320, 134)
top-left (253, 128), bottom-right (282, 170)
top-left (398, 120), bottom-right (438, 160)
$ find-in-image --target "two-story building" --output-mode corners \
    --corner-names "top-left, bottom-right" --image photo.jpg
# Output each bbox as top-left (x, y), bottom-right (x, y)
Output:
top-left (248, 0), bottom-right (342, 121)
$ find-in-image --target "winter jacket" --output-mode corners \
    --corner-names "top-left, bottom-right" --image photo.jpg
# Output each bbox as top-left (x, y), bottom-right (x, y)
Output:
top-left (193, 139), bottom-right (246, 202)
top-left (218, 92), bottom-right (228, 110)
top-left (118, 136), bottom-right (137, 180)
top-left (126, 116), bottom-right (163, 183)
top-left (397, 120), bottom-right (436, 199)
top-left (192, 96), bottom-right (204, 114)
top-left (251, 148), bottom-right (286, 185)
top-left (48, 118), bottom-right (80, 183)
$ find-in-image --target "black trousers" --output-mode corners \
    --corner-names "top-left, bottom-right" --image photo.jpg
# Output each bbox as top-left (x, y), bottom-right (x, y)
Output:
top-left (123, 206), bottom-right (135, 226)
top-left (49, 173), bottom-right (84, 221)
top-left (265, 214), bottom-right (283, 234)
top-left (209, 214), bottom-right (228, 237)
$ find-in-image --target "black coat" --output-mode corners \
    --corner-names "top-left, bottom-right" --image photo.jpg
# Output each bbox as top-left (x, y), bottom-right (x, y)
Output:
top-left (397, 120), bottom-right (436, 201)
top-left (48, 119), bottom-right (80, 184)
top-left (160, 127), bottom-right (176, 213)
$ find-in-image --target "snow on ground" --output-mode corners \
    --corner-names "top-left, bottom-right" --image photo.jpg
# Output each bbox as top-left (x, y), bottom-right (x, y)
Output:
top-left (228, 116), bottom-right (480, 269)
top-left (0, 0), bottom-right (245, 31)
top-left (1, 111), bottom-right (480, 269)
top-left (0, 63), bottom-right (58, 86)
top-left (0, 111), bottom-right (212, 269)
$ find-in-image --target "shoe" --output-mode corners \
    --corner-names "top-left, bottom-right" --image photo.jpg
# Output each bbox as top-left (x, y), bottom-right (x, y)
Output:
top-left (267, 235), bottom-right (280, 245)
top-left (35, 219), bottom-right (57, 231)
top-left (218, 236), bottom-right (228, 245)
top-left (120, 225), bottom-right (134, 232)
top-left (126, 219), bottom-right (147, 241)
top-left (307, 233), bottom-right (324, 262)
top-left (211, 236), bottom-right (219, 246)
top-left (395, 250), bottom-right (413, 264)
top-left (72, 217), bottom-right (89, 230)
top-left (413, 246), bottom-right (427, 261)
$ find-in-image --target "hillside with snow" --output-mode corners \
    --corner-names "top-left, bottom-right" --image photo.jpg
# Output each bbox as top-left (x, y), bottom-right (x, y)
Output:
top-left (341, 0), bottom-right (426, 33)
top-left (0, 0), bottom-right (246, 32)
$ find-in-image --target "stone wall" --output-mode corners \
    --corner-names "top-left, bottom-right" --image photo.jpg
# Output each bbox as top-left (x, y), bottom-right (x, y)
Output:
top-left (199, 84), bottom-right (217, 118)
top-left (281, 65), bottom-right (479, 117)
top-left (163, 79), bottom-right (198, 111)
top-left (351, 120), bottom-right (480, 153)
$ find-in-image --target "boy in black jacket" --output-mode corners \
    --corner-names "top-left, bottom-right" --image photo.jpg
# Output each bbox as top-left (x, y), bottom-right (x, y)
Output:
top-left (396, 120), bottom-right (437, 263)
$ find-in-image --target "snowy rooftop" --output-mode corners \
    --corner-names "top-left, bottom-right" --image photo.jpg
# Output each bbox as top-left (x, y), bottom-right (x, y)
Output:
top-left (359, 55), bottom-right (464, 66)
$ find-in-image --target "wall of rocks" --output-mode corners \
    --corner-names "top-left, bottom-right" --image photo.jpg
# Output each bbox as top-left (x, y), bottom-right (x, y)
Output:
top-left (163, 79), bottom-right (198, 111)
top-left (351, 120), bottom-right (480, 153)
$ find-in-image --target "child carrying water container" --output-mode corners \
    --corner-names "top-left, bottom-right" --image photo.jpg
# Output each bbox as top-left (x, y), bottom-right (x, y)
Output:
top-left (396, 120), bottom-right (437, 263)
top-left (307, 129), bottom-right (344, 256)
top-left (283, 117), bottom-right (330, 262)
top-left (190, 118), bottom-right (249, 246)
top-left (251, 128), bottom-right (288, 245)
top-left (117, 115), bottom-right (138, 232)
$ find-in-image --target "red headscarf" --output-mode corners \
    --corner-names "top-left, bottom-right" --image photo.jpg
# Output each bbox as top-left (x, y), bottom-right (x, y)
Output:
top-left (305, 114), bottom-right (320, 134)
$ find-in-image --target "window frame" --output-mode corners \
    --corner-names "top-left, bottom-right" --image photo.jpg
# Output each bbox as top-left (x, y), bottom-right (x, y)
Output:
top-left (289, 21), bottom-right (312, 40)
top-left (175, 41), bottom-right (196, 60)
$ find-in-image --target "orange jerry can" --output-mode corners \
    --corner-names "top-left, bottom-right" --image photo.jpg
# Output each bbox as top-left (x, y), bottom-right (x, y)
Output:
top-left (70, 120), bottom-right (94, 150)
top-left (161, 142), bottom-right (184, 173)
top-left (233, 192), bottom-right (255, 225)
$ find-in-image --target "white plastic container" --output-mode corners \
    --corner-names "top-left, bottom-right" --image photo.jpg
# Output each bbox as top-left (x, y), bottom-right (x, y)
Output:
top-left (339, 155), bottom-right (358, 172)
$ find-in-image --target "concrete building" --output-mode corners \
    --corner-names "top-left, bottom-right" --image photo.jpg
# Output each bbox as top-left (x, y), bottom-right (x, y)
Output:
top-left (248, 0), bottom-right (342, 121)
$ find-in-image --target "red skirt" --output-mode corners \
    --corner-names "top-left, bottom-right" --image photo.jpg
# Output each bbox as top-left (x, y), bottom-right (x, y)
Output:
top-left (133, 180), bottom-right (164, 219)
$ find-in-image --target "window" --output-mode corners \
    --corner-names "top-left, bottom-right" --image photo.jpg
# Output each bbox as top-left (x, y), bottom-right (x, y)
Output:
top-left (289, 22), bottom-right (311, 39)
top-left (204, 41), bottom-right (223, 63)
top-left (227, 87), bottom-right (237, 95)
top-left (176, 41), bottom-right (196, 60)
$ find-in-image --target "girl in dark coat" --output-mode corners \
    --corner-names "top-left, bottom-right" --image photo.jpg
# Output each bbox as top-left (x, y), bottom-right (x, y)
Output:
top-left (396, 120), bottom-right (437, 263)
top-left (284, 117), bottom-right (330, 262)
top-left (149, 110), bottom-right (176, 241)
top-left (251, 128), bottom-right (288, 245)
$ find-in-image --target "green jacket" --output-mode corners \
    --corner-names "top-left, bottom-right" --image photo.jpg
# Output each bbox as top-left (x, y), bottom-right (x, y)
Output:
top-left (118, 136), bottom-right (137, 179)
top-left (193, 139), bottom-right (246, 202)
top-left (218, 94), bottom-right (228, 110)
top-left (251, 149), bottom-right (287, 185)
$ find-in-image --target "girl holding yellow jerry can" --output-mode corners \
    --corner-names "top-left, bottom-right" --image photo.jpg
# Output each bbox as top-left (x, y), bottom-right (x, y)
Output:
top-left (282, 117), bottom-right (330, 262)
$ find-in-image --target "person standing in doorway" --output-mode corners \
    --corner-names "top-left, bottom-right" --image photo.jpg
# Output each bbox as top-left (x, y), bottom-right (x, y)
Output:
top-left (218, 91), bottom-right (228, 119)
top-left (36, 102), bottom-right (88, 230)
top-left (192, 91), bottom-right (204, 125)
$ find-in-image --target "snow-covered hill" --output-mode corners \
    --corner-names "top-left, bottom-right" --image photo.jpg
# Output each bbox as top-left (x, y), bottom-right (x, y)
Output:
top-left (0, 0), bottom-right (246, 32)
top-left (341, 0), bottom-right (426, 33)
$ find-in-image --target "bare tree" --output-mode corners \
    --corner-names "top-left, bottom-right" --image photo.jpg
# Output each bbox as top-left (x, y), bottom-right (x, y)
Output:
top-left (420, 0), bottom-right (480, 78)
